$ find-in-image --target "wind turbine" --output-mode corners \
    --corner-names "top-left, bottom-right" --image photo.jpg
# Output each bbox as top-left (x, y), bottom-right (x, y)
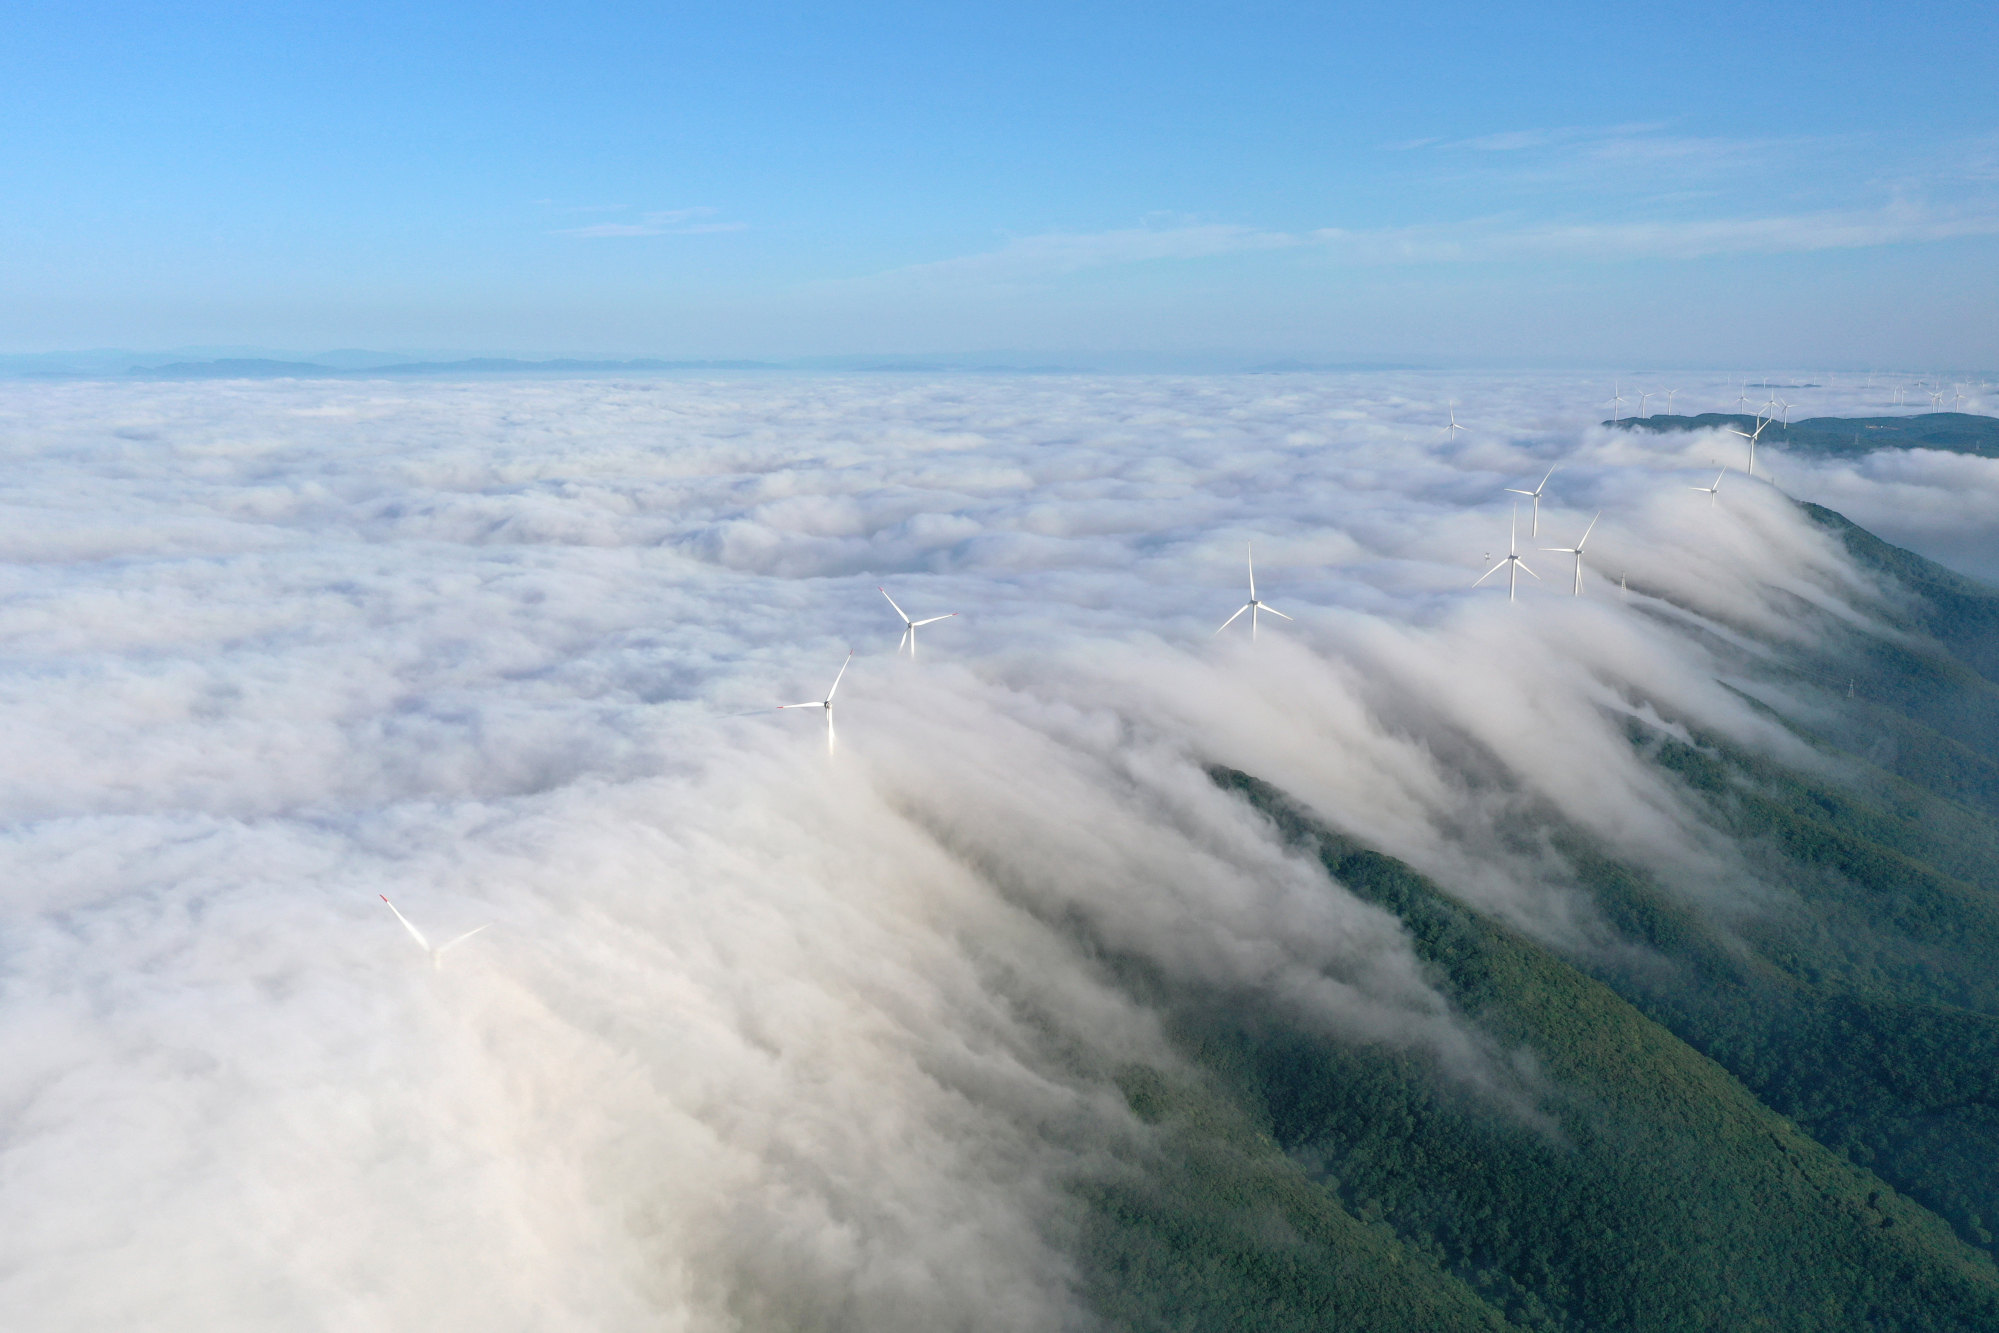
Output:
top-left (1691, 467), bottom-right (1725, 507)
top-left (1444, 402), bottom-right (1468, 440)
top-left (1474, 507), bottom-right (1540, 602)
top-left (1637, 390), bottom-right (1653, 417)
top-left (1777, 397), bottom-right (1793, 426)
top-left (1735, 381), bottom-right (1752, 412)
top-left (1541, 512), bottom-right (1601, 597)
top-left (1607, 382), bottom-right (1627, 422)
top-left (380, 895), bottom-right (490, 971)
top-left (1727, 416), bottom-right (1771, 476)
top-left (1213, 543), bottom-right (1292, 642)
top-left (1665, 388), bottom-right (1681, 412)
top-left (1953, 385), bottom-right (1967, 410)
top-left (879, 586), bottom-right (956, 658)
top-left (1505, 464), bottom-right (1557, 538)
top-left (779, 650), bottom-right (852, 753)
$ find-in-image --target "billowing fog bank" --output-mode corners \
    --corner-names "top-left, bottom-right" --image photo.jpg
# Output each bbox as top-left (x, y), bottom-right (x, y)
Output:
top-left (1, 371), bottom-right (1994, 1329)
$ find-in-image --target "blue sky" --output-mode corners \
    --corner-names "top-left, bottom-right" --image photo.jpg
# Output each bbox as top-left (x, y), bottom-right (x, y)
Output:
top-left (4, 0), bottom-right (1995, 365)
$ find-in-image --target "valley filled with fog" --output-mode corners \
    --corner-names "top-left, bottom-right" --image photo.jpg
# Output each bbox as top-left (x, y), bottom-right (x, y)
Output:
top-left (2, 371), bottom-right (1995, 1330)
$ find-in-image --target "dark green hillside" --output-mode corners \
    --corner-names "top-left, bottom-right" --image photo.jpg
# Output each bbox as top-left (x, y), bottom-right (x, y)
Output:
top-left (1065, 505), bottom-right (1999, 1329)
top-left (1070, 766), bottom-right (1999, 1329)
top-left (1568, 731), bottom-right (1999, 1263)
top-left (1806, 500), bottom-right (1999, 687)
top-left (1076, 1060), bottom-right (1515, 1331)
top-left (1609, 412), bottom-right (1999, 460)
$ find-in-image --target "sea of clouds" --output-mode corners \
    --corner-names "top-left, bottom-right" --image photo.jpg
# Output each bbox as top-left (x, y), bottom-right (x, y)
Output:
top-left (0, 370), bottom-right (1993, 1330)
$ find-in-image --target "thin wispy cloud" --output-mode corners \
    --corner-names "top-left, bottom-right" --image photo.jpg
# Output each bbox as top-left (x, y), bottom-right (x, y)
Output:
top-left (1309, 202), bottom-right (1999, 263)
top-left (553, 206), bottom-right (746, 238)
top-left (1382, 122), bottom-right (1846, 199)
top-left (879, 223), bottom-right (1299, 283)
top-left (858, 199), bottom-right (1999, 288)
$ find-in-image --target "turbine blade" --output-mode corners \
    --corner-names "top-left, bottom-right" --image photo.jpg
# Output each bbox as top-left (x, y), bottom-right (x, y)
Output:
top-left (1246, 543), bottom-right (1256, 600)
top-left (1262, 605), bottom-right (1294, 621)
top-left (1472, 562), bottom-right (1507, 587)
top-left (778, 702), bottom-right (823, 710)
top-left (878, 587), bottom-right (911, 624)
top-left (911, 613), bottom-right (957, 626)
top-left (1578, 511), bottom-right (1600, 547)
top-left (826, 650), bottom-right (852, 700)
top-left (436, 923), bottom-right (492, 955)
top-left (1212, 604), bottom-right (1250, 636)
top-left (1517, 560), bottom-right (1542, 581)
top-left (1504, 487), bottom-right (1533, 496)
top-left (381, 895), bottom-right (430, 953)
top-left (1537, 464), bottom-right (1556, 493)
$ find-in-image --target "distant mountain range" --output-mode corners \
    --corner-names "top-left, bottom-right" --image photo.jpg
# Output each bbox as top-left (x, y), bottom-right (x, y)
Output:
top-left (1613, 411), bottom-right (1999, 459)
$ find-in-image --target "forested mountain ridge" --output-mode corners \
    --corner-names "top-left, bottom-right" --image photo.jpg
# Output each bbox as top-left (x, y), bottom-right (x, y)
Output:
top-left (1611, 412), bottom-right (1999, 460)
top-left (1067, 500), bottom-right (1999, 1330)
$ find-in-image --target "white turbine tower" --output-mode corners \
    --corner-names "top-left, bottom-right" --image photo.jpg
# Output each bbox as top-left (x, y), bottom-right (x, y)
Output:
top-left (1691, 467), bottom-right (1726, 507)
top-left (1213, 544), bottom-right (1292, 642)
top-left (1505, 464), bottom-right (1557, 538)
top-left (1728, 416), bottom-right (1771, 476)
top-left (879, 586), bottom-right (956, 657)
top-left (1475, 507), bottom-right (1540, 602)
top-left (1541, 512), bottom-right (1601, 597)
top-left (779, 650), bottom-right (852, 753)
top-left (380, 895), bottom-right (490, 971)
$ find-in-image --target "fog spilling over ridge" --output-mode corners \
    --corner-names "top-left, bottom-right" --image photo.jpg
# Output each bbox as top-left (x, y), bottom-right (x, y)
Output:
top-left (1, 371), bottom-right (1993, 1329)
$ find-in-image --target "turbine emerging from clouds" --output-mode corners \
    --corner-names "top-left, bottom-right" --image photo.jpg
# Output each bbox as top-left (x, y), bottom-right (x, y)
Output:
top-left (1475, 506), bottom-right (1541, 602)
top-left (1542, 512), bottom-right (1601, 597)
top-left (1213, 543), bottom-right (1292, 642)
top-left (880, 586), bottom-right (957, 657)
top-left (1505, 465), bottom-right (1558, 538)
top-left (380, 895), bottom-right (490, 970)
top-left (780, 650), bottom-right (853, 752)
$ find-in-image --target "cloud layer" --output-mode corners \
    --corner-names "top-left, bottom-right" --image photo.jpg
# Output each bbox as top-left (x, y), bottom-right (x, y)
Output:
top-left (0, 370), bottom-right (1993, 1329)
